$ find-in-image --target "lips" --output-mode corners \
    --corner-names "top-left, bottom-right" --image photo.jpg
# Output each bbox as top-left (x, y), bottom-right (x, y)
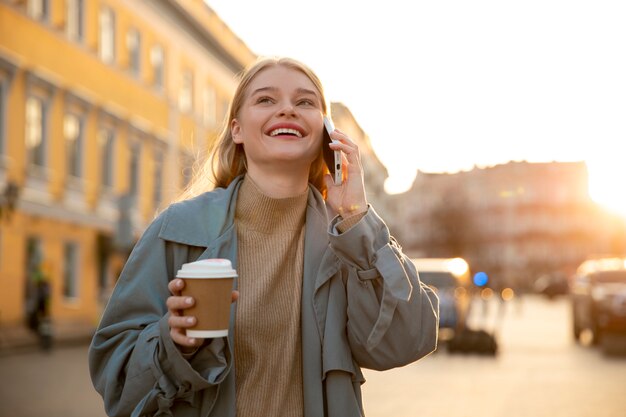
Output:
top-left (266, 123), bottom-right (305, 138)
top-left (269, 128), bottom-right (303, 137)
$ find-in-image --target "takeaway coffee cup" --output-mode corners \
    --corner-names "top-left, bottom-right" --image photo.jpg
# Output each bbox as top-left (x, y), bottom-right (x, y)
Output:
top-left (176, 259), bottom-right (237, 338)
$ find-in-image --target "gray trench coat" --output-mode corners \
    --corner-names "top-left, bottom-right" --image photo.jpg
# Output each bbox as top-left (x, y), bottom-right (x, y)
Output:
top-left (89, 176), bottom-right (439, 417)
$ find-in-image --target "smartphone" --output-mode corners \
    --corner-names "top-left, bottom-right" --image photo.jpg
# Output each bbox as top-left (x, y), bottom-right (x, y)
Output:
top-left (323, 116), bottom-right (342, 185)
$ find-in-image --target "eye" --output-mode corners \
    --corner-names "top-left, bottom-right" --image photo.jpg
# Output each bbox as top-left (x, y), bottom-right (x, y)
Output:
top-left (256, 96), bottom-right (274, 104)
top-left (296, 98), bottom-right (315, 107)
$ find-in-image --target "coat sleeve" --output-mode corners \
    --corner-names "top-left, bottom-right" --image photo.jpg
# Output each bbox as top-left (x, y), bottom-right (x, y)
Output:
top-left (88, 210), bottom-right (230, 417)
top-left (328, 206), bottom-right (439, 371)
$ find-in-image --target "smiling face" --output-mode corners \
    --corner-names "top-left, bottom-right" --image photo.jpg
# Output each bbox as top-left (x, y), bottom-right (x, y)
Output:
top-left (231, 64), bottom-right (325, 180)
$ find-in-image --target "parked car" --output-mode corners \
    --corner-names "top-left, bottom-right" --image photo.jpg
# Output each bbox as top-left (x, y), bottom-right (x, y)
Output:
top-left (411, 257), bottom-right (498, 355)
top-left (411, 258), bottom-right (471, 337)
top-left (571, 257), bottom-right (626, 347)
top-left (533, 272), bottom-right (569, 299)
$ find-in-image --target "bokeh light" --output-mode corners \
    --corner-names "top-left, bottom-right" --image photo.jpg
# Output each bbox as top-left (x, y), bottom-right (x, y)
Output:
top-left (454, 287), bottom-right (467, 299)
top-left (473, 271), bottom-right (489, 287)
top-left (480, 287), bottom-right (494, 300)
top-left (501, 287), bottom-right (515, 301)
top-left (447, 257), bottom-right (469, 277)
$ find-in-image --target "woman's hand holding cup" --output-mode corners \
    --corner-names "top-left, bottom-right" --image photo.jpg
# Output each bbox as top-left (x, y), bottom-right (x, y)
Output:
top-left (167, 278), bottom-right (203, 352)
top-left (167, 277), bottom-right (239, 354)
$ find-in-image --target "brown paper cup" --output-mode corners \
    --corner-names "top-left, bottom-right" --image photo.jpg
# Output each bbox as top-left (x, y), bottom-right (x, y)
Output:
top-left (176, 259), bottom-right (237, 338)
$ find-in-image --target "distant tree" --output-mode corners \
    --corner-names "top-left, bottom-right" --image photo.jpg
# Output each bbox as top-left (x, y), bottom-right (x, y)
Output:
top-left (430, 185), bottom-right (475, 259)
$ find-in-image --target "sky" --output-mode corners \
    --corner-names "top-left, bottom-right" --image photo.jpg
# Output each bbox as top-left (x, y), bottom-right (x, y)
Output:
top-left (205, 0), bottom-right (626, 214)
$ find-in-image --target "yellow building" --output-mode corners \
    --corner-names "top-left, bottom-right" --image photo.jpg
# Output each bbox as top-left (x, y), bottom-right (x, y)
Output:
top-left (0, 0), bottom-right (255, 332)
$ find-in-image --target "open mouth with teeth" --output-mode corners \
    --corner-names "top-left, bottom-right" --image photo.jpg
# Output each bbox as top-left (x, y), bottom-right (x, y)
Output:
top-left (268, 128), bottom-right (303, 138)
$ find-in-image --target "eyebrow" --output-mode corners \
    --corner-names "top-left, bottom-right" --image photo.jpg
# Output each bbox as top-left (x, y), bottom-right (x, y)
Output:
top-left (296, 88), bottom-right (318, 96)
top-left (250, 86), bottom-right (319, 97)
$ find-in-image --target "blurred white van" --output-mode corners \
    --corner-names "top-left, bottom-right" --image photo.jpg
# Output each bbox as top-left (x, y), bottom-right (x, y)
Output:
top-left (411, 257), bottom-right (472, 340)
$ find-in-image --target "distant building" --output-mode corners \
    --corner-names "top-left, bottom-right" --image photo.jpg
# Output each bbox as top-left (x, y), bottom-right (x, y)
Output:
top-left (0, 0), bottom-right (393, 334)
top-left (0, 0), bottom-right (256, 329)
top-left (398, 161), bottom-right (626, 290)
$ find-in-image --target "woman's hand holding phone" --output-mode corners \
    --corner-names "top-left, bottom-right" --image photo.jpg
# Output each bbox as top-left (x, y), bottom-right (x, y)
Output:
top-left (323, 121), bottom-right (368, 218)
top-left (323, 116), bottom-right (342, 185)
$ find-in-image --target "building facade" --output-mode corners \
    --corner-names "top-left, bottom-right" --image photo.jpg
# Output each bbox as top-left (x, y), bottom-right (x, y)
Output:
top-left (0, 0), bottom-right (256, 330)
top-left (397, 161), bottom-right (626, 290)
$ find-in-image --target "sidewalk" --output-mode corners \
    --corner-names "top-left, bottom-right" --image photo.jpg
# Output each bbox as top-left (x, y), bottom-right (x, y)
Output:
top-left (0, 320), bottom-right (96, 356)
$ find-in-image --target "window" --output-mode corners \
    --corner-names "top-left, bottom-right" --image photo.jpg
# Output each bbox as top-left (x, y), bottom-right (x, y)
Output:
top-left (99, 7), bottom-right (116, 64)
top-left (0, 61), bottom-right (16, 158)
top-left (0, 82), bottom-right (5, 155)
top-left (25, 96), bottom-right (46, 167)
top-left (27, 0), bottom-right (48, 21)
top-left (1, 58), bottom-right (17, 158)
top-left (64, 113), bottom-right (83, 178)
top-left (126, 29), bottom-right (141, 77)
top-left (150, 45), bottom-right (164, 90)
top-left (96, 235), bottom-right (110, 298)
top-left (98, 128), bottom-right (115, 188)
top-left (129, 141), bottom-right (140, 197)
top-left (25, 236), bottom-right (43, 278)
top-left (179, 70), bottom-right (193, 113)
top-left (63, 242), bottom-right (79, 299)
top-left (203, 86), bottom-right (217, 127)
top-left (65, 0), bottom-right (84, 42)
top-left (153, 149), bottom-right (163, 208)
top-left (24, 71), bottom-right (54, 175)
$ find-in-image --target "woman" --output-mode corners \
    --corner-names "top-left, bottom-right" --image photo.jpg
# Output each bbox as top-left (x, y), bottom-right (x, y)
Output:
top-left (89, 57), bottom-right (439, 417)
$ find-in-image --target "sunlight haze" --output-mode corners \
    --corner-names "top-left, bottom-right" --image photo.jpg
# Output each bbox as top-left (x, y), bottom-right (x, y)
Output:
top-left (206, 0), bottom-right (626, 215)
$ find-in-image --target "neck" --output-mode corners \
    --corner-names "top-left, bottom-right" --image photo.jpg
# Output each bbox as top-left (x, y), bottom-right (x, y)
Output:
top-left (245, 166), bottom-right (309, 198)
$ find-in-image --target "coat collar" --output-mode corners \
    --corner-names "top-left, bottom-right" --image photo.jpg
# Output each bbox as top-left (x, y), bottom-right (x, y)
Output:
top-left (157, 177), bottom-right (243, 247)
top-left (158, 175), bottom-right (333, 250)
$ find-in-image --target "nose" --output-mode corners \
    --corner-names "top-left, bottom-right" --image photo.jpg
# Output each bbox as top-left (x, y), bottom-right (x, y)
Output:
top-left (277, 101), bottom-right (297, 117)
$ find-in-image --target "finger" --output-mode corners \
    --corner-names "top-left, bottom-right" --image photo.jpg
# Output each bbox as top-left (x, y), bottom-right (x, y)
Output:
top-left (329, 137), bottom-right (359, 159)
top-left (171, 327), bottom-right (203, 349)
top-left (166, 295), bottom-right (195, 314)
top-left (328, 146), bottom-right (358, 174)
top-left (232, 290), bottom-right (239, 303)
top-left (331, 129), bottom-right (357, 147)
top-left (328, 133), bottom-right (352, 148)
top-left (339, 142), bottom-right (360, 165)
top-left (168, 278), bottom-right (185, 295)
top-left (168, 314), bottom-right (197, 329)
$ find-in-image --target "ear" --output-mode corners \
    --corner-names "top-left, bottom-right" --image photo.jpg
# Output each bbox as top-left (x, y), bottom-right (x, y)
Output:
top-left (231, 118), bottom-right (243, 144)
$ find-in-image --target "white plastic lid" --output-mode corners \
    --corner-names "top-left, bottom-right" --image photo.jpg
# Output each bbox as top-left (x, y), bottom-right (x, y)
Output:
top-left (176, 259), bottom-right (237, 279)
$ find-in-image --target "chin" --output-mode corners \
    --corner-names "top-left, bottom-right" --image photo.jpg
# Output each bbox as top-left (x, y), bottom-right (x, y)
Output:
top-left (274, 149), bottom-right (318, 163)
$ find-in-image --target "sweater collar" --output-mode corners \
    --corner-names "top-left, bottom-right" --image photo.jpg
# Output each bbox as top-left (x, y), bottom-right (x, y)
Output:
top-left (235, 175), bottom-right (308, 233)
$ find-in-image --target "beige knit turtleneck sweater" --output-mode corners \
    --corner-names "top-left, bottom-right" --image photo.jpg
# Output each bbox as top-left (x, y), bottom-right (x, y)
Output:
top-left (234, 176), bottom-right (308, 417)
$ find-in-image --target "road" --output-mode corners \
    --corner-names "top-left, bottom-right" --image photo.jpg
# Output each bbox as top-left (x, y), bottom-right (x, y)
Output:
top-left (362, 295), bottom-right (626, 417)
top-left (0, 344), bottom-right (107, 417)
top-left (1, 295), bottom-right (625, 417)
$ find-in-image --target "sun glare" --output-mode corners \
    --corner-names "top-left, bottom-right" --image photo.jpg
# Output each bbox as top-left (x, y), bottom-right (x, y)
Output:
top-left (587, 158), bottom-right (626, 220)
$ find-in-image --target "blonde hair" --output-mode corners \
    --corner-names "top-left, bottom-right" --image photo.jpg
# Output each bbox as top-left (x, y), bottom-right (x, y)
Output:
top-left (177, 57), bottom-right (330, 201)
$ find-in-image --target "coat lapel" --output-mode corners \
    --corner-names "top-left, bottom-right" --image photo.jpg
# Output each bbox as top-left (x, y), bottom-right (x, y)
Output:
top-left (301, 188), bottom-right (341, 417)
top-left (157, 178), bottom-right (243, 250)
